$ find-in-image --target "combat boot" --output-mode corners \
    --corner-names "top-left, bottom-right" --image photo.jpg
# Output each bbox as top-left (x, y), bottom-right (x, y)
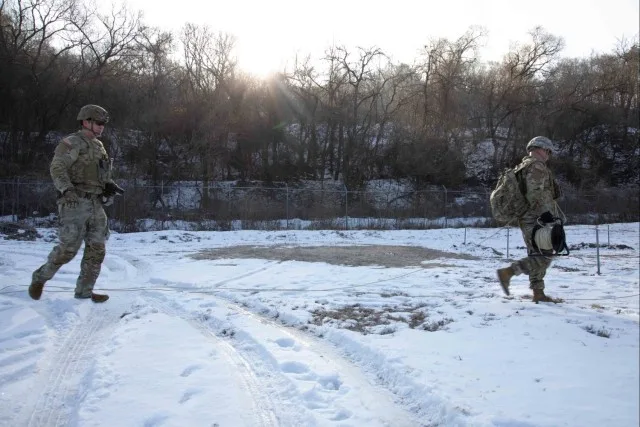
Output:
top-left (28, 281), bottom-right (45, 300)
top-left (497, 267), bottom-right (514, 296)
top-left (532, 289), bottom-right (561, 304)
top-left (90, 293), bottom-right (109, 303)
top-left (74, 292), bottom-right (109, 303)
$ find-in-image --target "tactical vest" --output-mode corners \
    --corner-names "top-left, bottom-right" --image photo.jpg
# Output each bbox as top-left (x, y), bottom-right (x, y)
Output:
top-left (66, 132), bottom-right (111, 193)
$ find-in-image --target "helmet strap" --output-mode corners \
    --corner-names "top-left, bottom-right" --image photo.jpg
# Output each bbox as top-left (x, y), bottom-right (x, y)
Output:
top-left (81, 119), bottom-right (98, 136)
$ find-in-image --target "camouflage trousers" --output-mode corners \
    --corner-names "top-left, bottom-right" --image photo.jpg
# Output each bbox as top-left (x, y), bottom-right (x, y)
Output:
top-left (32, 196), bottom-right (109, 297)
top-left (510, 220), bottom-right (552, 290)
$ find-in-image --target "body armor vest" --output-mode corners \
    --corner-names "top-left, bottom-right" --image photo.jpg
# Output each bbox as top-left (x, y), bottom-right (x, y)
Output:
top-left (67, 132), bottom-right (111, 193)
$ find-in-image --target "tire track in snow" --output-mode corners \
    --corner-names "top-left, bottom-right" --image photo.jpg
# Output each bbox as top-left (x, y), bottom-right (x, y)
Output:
top-left (105, 252), bottom-right (293, 425)
top-left (113, 249), bottom-right (416, 424)
top-left (147, 291), bottom-right (417, 427)
top-left (146, 293), bottom-right (283, 427)
top-left (0, 246), bottom-right (129, 427)
top-left (12, 304), bottom-right (123, 427)
top-left (218, 297), bottom-right (418, 426)
top-left (217, 295), bottom-right (482, 426)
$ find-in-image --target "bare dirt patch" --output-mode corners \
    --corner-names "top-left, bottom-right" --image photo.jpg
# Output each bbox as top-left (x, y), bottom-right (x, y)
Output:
top-left (191, 244), bottom-right (478, 268)
top-left (310, 303), bottom-right (455, 335)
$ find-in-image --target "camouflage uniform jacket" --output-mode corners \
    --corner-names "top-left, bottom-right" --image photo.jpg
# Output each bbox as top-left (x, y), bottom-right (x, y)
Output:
top-left (50, 130), bottom-right (113, 195)
top-left (517, 155), bottom-right (561, 243)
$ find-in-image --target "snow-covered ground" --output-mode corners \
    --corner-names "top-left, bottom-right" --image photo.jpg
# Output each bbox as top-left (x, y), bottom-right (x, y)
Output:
top-left (0, 223), bottom-right (638, 427)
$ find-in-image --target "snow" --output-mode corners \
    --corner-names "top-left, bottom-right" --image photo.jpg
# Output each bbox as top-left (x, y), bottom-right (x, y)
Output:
top-left (0, 223), bottom-right (638, 426)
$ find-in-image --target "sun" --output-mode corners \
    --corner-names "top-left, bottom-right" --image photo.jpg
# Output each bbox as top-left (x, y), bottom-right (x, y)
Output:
top-left (236, 42), bottom-right (288, 79)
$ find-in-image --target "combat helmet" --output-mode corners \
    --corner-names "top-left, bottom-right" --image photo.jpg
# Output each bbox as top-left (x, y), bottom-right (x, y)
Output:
top-left (77, 104), bottom-right (109, 123)
top-left (526, 136), bottom-right (554, 153)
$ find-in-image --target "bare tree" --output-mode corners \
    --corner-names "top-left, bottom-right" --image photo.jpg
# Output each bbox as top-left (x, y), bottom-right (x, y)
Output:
top-left (179, 23), bottom-right (238, 207)
top-left (330, 45), bottom-right (387, 188)
top-left (70, 2), bottom-right (142, 81)
top-left (479, 27), bottom-right (564, 168)
top-left (0, 0), bottom-right (82, 169)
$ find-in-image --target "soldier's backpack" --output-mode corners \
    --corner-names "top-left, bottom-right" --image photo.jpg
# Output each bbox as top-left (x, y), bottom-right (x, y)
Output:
top-left (490, 162), bottom-right (531, 224)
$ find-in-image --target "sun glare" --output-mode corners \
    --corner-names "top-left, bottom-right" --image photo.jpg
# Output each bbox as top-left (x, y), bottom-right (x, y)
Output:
top-left (236, 45), bottom-right (285, 79)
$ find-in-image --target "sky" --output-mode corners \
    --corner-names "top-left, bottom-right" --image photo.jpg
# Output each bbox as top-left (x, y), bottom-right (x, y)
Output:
top-left (0, 221), bottom-right (638, 426)
top-left (122, 0), bottom-right (640, 76)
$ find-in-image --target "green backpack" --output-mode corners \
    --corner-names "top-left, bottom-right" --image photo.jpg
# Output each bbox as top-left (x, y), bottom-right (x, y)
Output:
top-left (490, 161), bottom-right (533, 224)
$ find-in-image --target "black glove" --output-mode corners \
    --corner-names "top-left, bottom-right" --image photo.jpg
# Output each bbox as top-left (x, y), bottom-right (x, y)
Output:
top-left (539, 211), bottom-right (555, 223)
top-left (103, 182), bottom-right (125, 198)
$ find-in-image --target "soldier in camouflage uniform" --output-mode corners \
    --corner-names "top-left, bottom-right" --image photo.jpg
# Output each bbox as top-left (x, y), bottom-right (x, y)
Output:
top-left (497, 136), bottom-right (562, 303)
top-left (29, 105), bottom-right (122, 303)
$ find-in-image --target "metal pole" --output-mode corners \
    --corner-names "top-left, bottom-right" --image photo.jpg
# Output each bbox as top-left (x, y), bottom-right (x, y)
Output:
top-left (121, 192), bottom-right (126, 233)
top-left (464, 227), bottom-right (467, 245)
top-left (122, 185), bottom-right (126, 232)
top-left (607, 224), bottom-right (610, 246)
top-left (161, 180), bottom-right (164, 231)
top-left (177, 183), bottom-right (181, 217)
top-left (285, 184), bottom-right (289, 230)
top-left (442, 185), bottom-right (447, 228)
top-left (344, 183), bottom-right (349, 230)
top-left (11, 178), bottom-right (20, 221)
top-left (423, 190), bottom-right (427, 229)
top-left (596, 225), bottom-right (601, 275)
top-left (506, 226), bottom-right (510, 259)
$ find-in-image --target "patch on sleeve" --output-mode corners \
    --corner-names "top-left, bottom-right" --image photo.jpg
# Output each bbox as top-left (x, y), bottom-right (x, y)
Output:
top-left (62, 138), bottom-right (73, 147)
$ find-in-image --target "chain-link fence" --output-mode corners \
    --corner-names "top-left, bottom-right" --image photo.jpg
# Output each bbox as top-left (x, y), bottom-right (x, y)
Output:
top-left (1, 180), bottom-right (638, 232)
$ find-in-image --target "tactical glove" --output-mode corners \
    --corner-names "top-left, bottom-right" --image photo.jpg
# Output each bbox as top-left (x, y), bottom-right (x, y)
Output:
top-left (103, 182), bottom-right (125, 198)
top-left (538, 211), bottom-right (555, 223)
top-left (60, 188), bottom-right (79, 208)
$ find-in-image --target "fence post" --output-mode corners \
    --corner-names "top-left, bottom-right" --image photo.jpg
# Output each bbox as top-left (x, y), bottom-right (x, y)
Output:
top-left (506, 226), bottom-right (510, 259)
top-left (285, 183), bottom-right (289, 230)
top-left (161, 180), bottom-right (165, 231)
top-left (344, 183), bottom-right (349, 230)
top-left (607, 224), bottom-right (610, 246)
top-left (121, 191), bottom-right (126, 233)
top-left (442, 185), bottom-right (447, 228)
top-left (596, 224), bottom-right (601, 275)
top-left (15, 179), bottom-right (19, 222)
top-left (177, 183), bottom-right (181, 215)
top-left (227, 188), bottom-right (231, 229)
top-left (422, 190), bottom-right (427, 229)
top-left (464, 227), bottom-right (467, 245)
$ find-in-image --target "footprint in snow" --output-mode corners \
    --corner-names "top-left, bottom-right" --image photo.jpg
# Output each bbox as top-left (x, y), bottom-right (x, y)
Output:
top-left (180, 364), bottom-right (203, 377)
top-left (317, 374), bottom-right (343, 391)
top-left (280, 361), bottom-right (309, 374)
top-left (179, 387), bottom-right (203, 404)
top-left (143, 413), bottom-right (169, 427)
top-left (330, 408), bottom-right (352, 421)
top-left (274, 337), bottom-right (296, 348)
